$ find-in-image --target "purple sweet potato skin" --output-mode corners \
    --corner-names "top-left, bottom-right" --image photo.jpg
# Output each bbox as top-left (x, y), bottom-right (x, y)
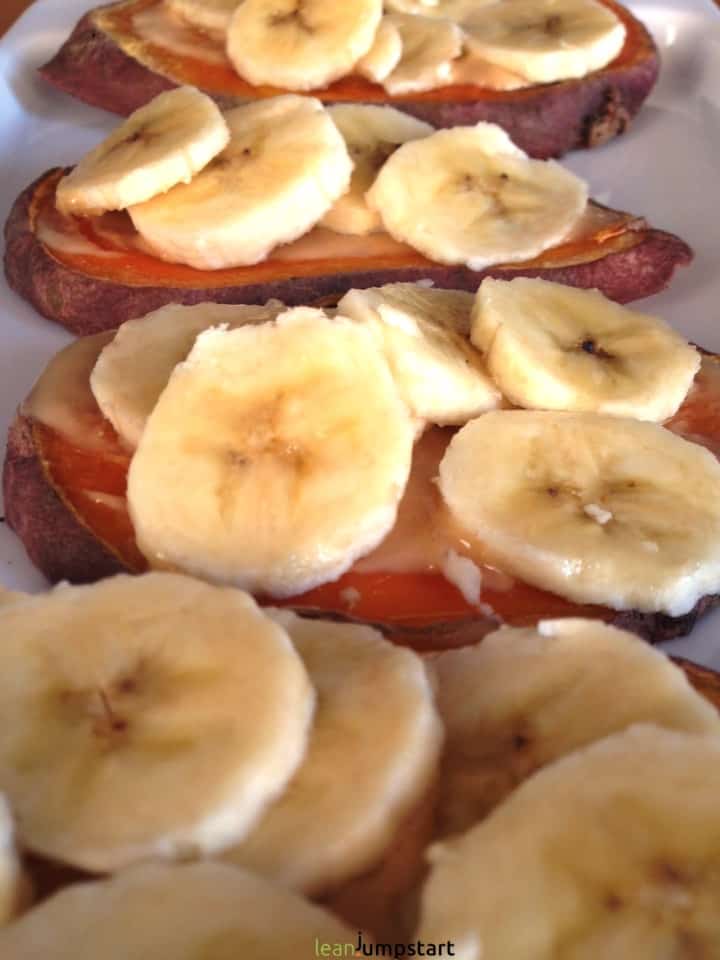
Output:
top-left (3, 415), bottom-right (128, 584)
top-left (399, 61), bottom-right (658, 160)
top-left (39, 4), bottom-right (659, 159)
top-left (39, 12), bottom-right (177, 117)
top-left (3, 412), bottom-right (717, 646)
top-left (4, 170), bottom-right (693, 337)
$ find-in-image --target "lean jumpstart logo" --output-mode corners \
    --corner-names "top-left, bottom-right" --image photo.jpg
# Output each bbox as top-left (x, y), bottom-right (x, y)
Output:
top-left (314, 932), bottom-right (456, 957)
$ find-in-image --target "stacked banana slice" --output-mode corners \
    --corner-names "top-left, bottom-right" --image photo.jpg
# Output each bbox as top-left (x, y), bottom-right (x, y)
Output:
top-left (0, 573), bottom-right (317, 872)
top-left (320, 104), bottom-right (433, 236)
top-left (366, 121), bottom-right (587, 268)
top-left (430, 619), bottom-right (720, 838)
top-left (1, 581), bottom-right (720, 954)
top-left (126, 308), bottom-right (420, 595)
top-left (419, 725), bottom-right (720, 959)
top-left (225, 610), bottom-right (441, 895)
top-left (55, 87), bottom-right (230, 217)
top-left (90, 301), bottom-right (286, 448)
top-left (473, 278), bottom-right (700, 420)
top-left (54, 89), bottom-right (593, 271)
top-left (439, 410), bottom-right (720, 616)
top-left (84, 272), bottom-right (717, 619)
top-left (166, 0), bottom-right (627, 94)
top-left (128, 95), bottom-right (353, 270)
top-left (0, 574), bottom-right (439, 928)
top-left (418, 621), bottom-right (720, 957)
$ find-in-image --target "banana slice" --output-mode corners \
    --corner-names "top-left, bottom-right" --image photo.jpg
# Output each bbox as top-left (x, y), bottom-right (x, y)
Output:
top-left (55, 87), bottom-right (229, 217)
top-left (367, 123), bottom-right (587, 269)
top-left (463, 0), bottom-right (627, 84)
top-left (431, 618), bottom-right (720, 840)
top-left (165, 0), bottom-right (239, 37)
top-left (356, 17), bottom-right (403, 82)
top-left (385, 0), bottom-right (498, 17)
top-left (382, 13), bottom-right (463, 95)
top-left (438, 411), bottom-right (720, 616)
top-left (419, 725), bottom-right (720, 959)
top-left (0, 796), bottom-right (26, 927)
top-left (0, 861), bottom-right (359, 958)
top-left (343, 282), bottom-right (476, 335)
top-left (127, 308), bottom-right (417, 597)
top-left (472, 278), bottom-right (700, 422)
top-left (226, 610), bottom-right (442, 895)
top-left (322, 105), bottom-right (433, 236)
top-left (0, 573), bottom-right (314, 872)
top-left (338, 284), bottom-right (500, 424)
top-left (129, 95), bottom-right (352, 270)
top-left (226, 0), bottom-right (383, 91)
top-left (91, 300), bottom-right (285, 449)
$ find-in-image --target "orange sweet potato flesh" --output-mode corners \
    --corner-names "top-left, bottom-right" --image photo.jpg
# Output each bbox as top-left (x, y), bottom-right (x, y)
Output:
top-left (3, 168), bottom-right (692, 336)
top-left (39, 0), bottom-right (658, 159)
top-left (5, 344), bottom-right (720, 650)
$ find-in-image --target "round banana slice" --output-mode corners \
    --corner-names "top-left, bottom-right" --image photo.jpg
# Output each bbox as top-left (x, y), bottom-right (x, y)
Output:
top-left (472, 278), bottom-right (700, 422)
top-left (438, 410), bottom-right (720, 616)
top-left (419, 725), bottom-right (720, 960)
top-left (342, 283), bottom-right (476, 335)
top-left (226, 610), bottom-right (442, 895)
top-left (129, 95), bottom-right (353, 270)
top-left (463, 0), bottom-right (627, 84)
top-left (90, 300), bottom-right (285, 449)
top-left (55, 87), bottom-right (229, 217)
top-left (431, 618), bottom-right (720, 839)
top-left (0, 862), bottom-right (358, 958)
top-left (127, 308), bottom-right (417, 597)
top-left (322, 104), bottom-right (433, 236)
top-left (338, 284), bottom-right (500, 424)
top-left (381, 13), bottom-right (464, 95)
top-left (0, 573), bottom-right (315, 872)
top-left (355, 17), bottom-right (403, 83)
top-left (367, 124), bottom-right (587, 270)
top-left (166, 0), bottom-right (240, 37)
top-left (0, 795), bottom-right (27, 927)
top-left (226, 0), bottom-right (383, 91)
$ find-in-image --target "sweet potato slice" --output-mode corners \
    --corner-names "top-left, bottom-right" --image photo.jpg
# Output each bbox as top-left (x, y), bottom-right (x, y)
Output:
top-left (39, 0), bottom-right (658, 159)
top-left (4, 168), bottom-right (692, 336)
top-left (5, 337), bottom-right (720, 649)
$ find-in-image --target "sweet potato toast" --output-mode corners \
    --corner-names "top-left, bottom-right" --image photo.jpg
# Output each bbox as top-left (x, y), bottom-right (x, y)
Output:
top-left (39, 0), bottom-right (658, 159)
top-left (4, 168), bottom-right (692, 336)
top-left (5, 334), bottom-right (720, 650)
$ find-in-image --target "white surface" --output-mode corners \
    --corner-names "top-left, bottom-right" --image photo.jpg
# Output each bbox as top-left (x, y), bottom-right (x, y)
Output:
top-left (0, 0), bottom-right (719, 661)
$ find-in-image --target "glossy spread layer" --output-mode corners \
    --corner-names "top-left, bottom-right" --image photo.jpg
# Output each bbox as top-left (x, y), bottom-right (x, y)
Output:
top-left (33, 169), bottom-right (643, 289)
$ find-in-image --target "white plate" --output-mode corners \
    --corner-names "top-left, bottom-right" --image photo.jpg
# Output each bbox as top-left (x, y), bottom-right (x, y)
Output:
top-left (0, 0), bottom-right (719, 662)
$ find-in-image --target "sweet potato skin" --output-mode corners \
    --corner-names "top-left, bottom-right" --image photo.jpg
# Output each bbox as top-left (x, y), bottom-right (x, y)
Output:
top-left (3, 414), bottom-right (127, 584)
top-left (4, 170), bottom-right (693, 337)
top-left (39, 4), bottom-right (659, 159)
top-left (4, 411), bottom-right (718, 646)
top-left (39, 12), bottom-right (177, 117)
